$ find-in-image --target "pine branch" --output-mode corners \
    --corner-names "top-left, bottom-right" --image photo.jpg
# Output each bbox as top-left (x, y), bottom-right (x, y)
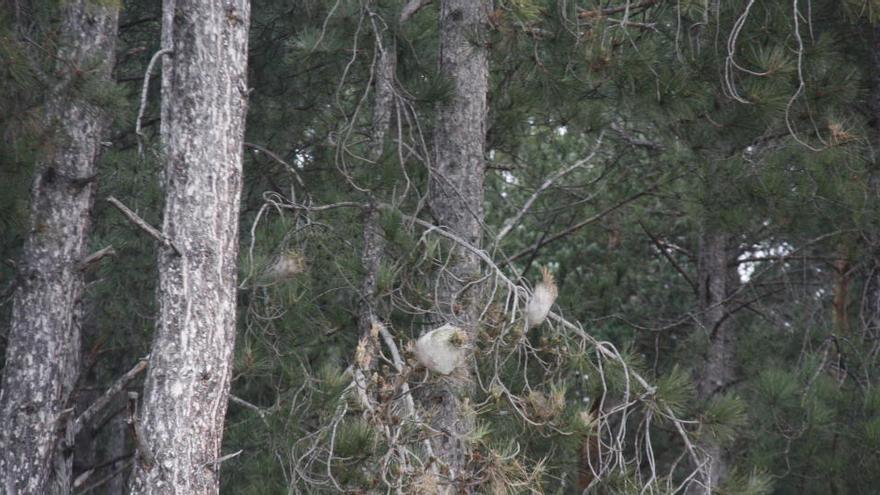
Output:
top-left (638, 221), bottom-right (697, 294)
top-left (245, 142), bottom-right (304, 185)
top-left (503, 179), bottom-right (664, 265)
top-left (495, 133), bottom-right (604, 245)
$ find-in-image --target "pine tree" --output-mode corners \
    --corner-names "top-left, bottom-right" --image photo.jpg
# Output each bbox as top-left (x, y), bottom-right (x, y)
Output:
top-left (414, 0), bottom-right (491, 490)
top-left (128, 0), bottom-right (251, 492)
top-left (0, 1), bottom-right (119, 492)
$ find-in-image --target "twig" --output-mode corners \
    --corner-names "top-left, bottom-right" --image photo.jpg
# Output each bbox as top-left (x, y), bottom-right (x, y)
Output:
top-left (205, 449), bottom-right (243, 469)
top-left (503, 180), bottom-right (662, 265)
top-left (136, 48), bottom-right (172, 155)
top-left (80, 245), bottom-right (116, 270)
top-left (245, 142), bottom-right (304, 185)
top-left (74, 459), bottom-right (133, 495)
top-left (230, 394), bottom-right (269, 422)
top-left (638, 221), bottom-right (697, 294)
top-left (74, 358), bottom-right (148, 437)
top-left (579, 0), bottom-right (659, 18)
top-left (128, 391), bottom-right (155, 468)
top-left (400, 0), bottom-right (432, 23)
top-left (107, 196), bottom-right (180, 255)
top-left (374, 323), bottom-right (439, 476)
top-left (72, 468), bottom-right (94, 489)
top-left (495, 133), bottom-right (604, 245)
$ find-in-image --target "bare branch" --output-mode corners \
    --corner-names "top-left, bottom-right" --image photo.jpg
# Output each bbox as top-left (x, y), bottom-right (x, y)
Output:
top-left (504, 180), bottom-right (663, 265)
top-left (204, 450), bottom-right (243, 469)
top-left (495, 133), bottom-right (604, 245)
top-left (638, 221), bottom-right (697, 294)
top-left (74, 459), bottom-right (133, 495)
top-left (229, 395), bottom-right (268, 422)
top-left (106, 196), bottom-right (180, 255)
top-left (79, 245), bottom-right (116, 270)
top-left (400, 0), bottom-right (432, 23)
top-left (579, 0), bottom-right (659, 18)
top-left (245, 142), bottom-right (304, 185)
top-left (136, 48), bottom-right (172, 155)
top-left (128, 391), bottom-right (155, 469)
top-left (74, 358), bottom-right (148, 437)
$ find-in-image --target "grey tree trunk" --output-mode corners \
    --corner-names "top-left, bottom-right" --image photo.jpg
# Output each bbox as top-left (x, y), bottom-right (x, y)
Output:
top-left (105, 411), bottom-right (129, 494)
top-left (358, 23), bottom-right (396, 340)
top-left (867, 24), bottom-right (880, 342)
top-left (419, 0), bottom-right (490, 490)
top-left (128, 0), bottom-right (250, 493)
top-left (369, 28), bottom-right (395, 160)
top-left (694, 228), bottom-right (734, 492)
top-left (0, 2), bottom-right (118, 492)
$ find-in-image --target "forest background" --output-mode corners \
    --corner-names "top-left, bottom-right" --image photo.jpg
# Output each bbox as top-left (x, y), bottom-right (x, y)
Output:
top-left (2, 0), bottom-right (880, 494)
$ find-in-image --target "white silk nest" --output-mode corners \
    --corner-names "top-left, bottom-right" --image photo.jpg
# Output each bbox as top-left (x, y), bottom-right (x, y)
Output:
top-left (413, 324), bottom-right (467, 375)
top-left (525, 266), bottom-right (558, 329)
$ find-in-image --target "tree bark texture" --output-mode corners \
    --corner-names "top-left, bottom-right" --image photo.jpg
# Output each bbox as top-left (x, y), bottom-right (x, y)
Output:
top-left (420, 0), bottom-right (490, 490)
top-left (369, 27), bottom-right (396, 160)
top-left (694, 228), bottom-right (734, 492)
top-left (0, 2), bottom-right (118, 493)
top-left (128, 0), bottom-right (250, 493)
top-left (867, 24), bottom-right (880, 343)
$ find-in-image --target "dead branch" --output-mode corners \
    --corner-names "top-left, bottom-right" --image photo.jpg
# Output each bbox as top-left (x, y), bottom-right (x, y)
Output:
top-left (495, 133), bottom-right (604, 245)
top-left (80, 245), bottom-right (116, 270)
top-left (400, 0), bottom-right (432, 23)
top-left (639, 221), bottom-right (697, 294)
top-left (74, 357), bottom-right (148, 437)
top-left (245, 142), bottom-right (305, 185)
top-left (106, 196), bottom-right (180, 255)
top-left (136, 48), bottom-right (172, 155)
top-left (504, 180), bottom-right (663, 265)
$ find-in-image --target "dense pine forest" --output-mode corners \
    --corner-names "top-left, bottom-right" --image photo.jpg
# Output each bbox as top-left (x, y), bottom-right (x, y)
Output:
top-left (2, 0), bottom-right (880, 493)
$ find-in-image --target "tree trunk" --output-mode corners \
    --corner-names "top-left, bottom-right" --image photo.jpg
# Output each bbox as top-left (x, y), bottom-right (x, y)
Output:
top-left (105, 410), bottom-right (129, 495)
top-left (866, 24), bottom-right (880, 343)
top-left (369, 26), bottom-right (395, 160)
top-left (0, 2), bottom-right (118, 492)
top-left (419, 0), bottom-right (490, 491)
top-left (128, 0), bottom-right (250, 493)
top-left (694, 228), bottom-right (734, 492)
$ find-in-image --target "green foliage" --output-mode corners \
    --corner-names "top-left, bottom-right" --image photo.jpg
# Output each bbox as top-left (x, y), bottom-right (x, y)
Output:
top-left (756, 368), bottom-right (800, 408)
top-left (702, 394), bottom-right (748, 446)
top-left (719, 468), bottom-right (774, 495)
top-left (654, 365), bottom-right (695, 417)
top-left (333, 417), bottom-right (376, 458)
top-left (4, 0), bottom-right (880, 493)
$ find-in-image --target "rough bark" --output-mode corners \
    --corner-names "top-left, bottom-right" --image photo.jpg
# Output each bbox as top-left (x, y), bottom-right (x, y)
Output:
top-left (369, 29), bottom-right (396, 160)
top-left (105, 411), bottom-right (129, 494)
top-left (694, 228), bottom-right (734, 492)
top-left (354, 20), bottom-right (395, 382)
top-left (357, 207), bottom-right (384, 343)
top-left (72, 378), bottom-right (98, 491)
top-left (419, 0), bottom-right (490, 490)
top-left (358, 18), bottom-right (396, 337)
top-left (128, 0), bottom-right (250, 493)
top-left (867, 24), bottom-right (880, 341)
top-left (0, 2), bottom-right (118, 492)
